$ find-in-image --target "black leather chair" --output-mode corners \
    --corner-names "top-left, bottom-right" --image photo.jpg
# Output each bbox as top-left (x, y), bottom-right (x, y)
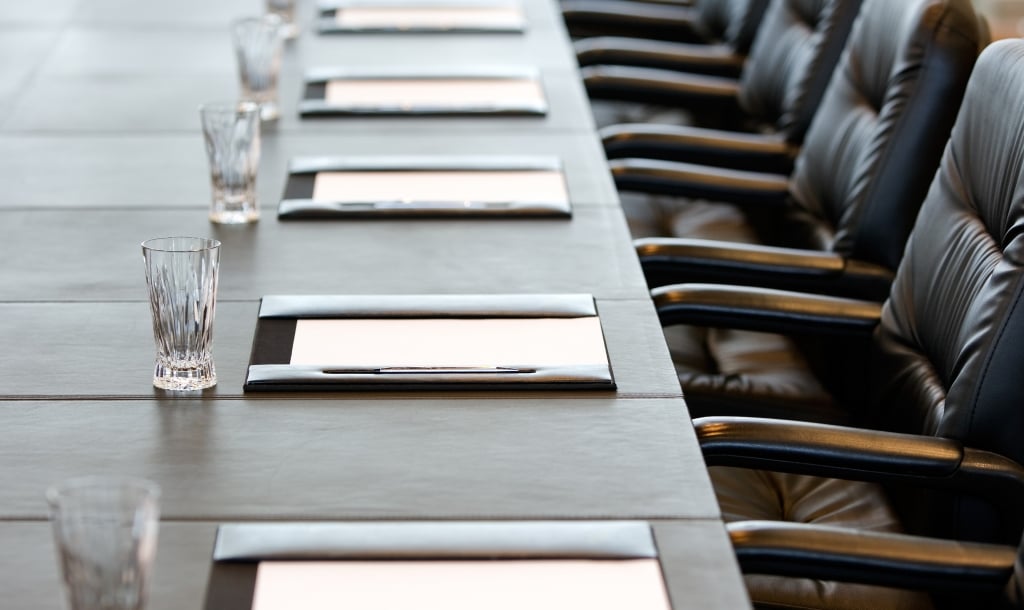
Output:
top-left (658, 38), bottom-right (1024, 609)
top-left (623, 0), bottom-right (983, 297)
top-left (571, 0), bottom-right (769, 78)
top-left (626, 0), bottom-right (982, 424)
top-left (725, 520), bottom-right (1024, 609)
top-left (564, 0), bottom-right (761, 50)
top-left (583, 0), bottom-right (862, 138)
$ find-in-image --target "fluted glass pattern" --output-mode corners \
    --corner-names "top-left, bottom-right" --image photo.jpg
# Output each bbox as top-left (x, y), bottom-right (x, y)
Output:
top-left (232, 15), bottom-right (283, 120)
top-left (47, 477), bottom-right (160, 610)
top-left (142, 237), bottom-right (220, 391)
top-left (265, 0), bottom-right (299, 39)
top-left (200, 102), bottom-right (261, 224)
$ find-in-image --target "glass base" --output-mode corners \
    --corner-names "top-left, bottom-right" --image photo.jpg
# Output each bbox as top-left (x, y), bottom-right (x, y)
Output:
top-left (153, 360), bottom-right (216, 391)
top-left (210, 195), bottom-right (260, 224)
top-left (258, 100), bottom-right (280, 121)
top-left (210, 207), bottom-right (260, 224)
top-left (279, 23), bottom-right (300, 40)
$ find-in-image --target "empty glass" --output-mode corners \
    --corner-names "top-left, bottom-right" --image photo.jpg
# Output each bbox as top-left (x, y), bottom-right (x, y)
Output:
top-left (47, 476), bottom-right (161, 610)
top-left (142, 237), bottom-right (221, 391)
top-left (232, 15), bottom-right (284, 120)
top-left (266, 0), bottom-right (299, 39)
top-left (200, 101), bottom-right (261, 224)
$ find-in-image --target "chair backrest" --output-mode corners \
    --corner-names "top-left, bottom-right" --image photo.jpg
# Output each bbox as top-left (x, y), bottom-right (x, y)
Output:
top-left (865, 39), bottom-right (1024, 544)
top-left (695, 0), bottom-right (771, 53)
top-left (738, 0), bottom-right (863, 142)
top-left (784, 0), bottom-right (983, 271)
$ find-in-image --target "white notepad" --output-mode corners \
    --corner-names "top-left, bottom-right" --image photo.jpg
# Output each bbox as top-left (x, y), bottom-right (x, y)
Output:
top-left (324, 78), bottom-right (544, 108)
top-left (335, 6), bottom-right (523, 29)
top-left (252, 559), bottom-right (672, 610)
top-left (290, 317), bottom-right (609, 367)
top-left (311, 170), bottom-right (568, 204)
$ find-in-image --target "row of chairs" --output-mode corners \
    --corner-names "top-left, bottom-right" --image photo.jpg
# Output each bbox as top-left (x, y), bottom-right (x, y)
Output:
top-left (567, 0), bottom-right (1024, 608)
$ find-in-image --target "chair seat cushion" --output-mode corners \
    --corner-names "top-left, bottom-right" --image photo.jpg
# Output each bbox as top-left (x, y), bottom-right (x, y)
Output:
top-left (711, 466), bottom-right (935, 610)
top-left (668, 323), bottom-right (846, 422)
top-left (621, 194), bottom-right (764, 241)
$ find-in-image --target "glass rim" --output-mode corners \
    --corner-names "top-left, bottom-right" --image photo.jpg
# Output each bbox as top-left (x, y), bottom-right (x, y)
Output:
top-left (198, 100), bottom-right (260, 115)
top-left (141, 236), bottom-right (221, 253)
top-left (232, 13), bottom-right (284, 28)
top-left (45, 475), bottom-right (162, 505)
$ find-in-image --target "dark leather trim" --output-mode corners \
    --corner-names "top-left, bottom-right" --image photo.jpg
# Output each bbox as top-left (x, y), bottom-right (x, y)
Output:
top-left (581, 65), bottom-right (741, 108)
top-left (300, 68), bottom-right (548, 117)
top-left (652, 283), bottom-right (882, 335)
top-left (637, 238), bottom-right (846, 274)
top-left (561, 0), bottom-right (708, 41)
top-left (696, 416), bottom-right (1024, 523)
top-left (695, 416), bottom-right (964, 476)
top-left (608, 158), bottom-right (788, 205)
top-left (317, 4), bottom-right (525, 34)
top-left (574, 37), bottom-right (744, 77)
top-left (635, 238), bottom-right (894, 298)
top-left (601, 123), bottom-right (795, 172)
top-left (244, 364), bottom-right (616, 391)
top-left (729, 521), bottom-right (1016, 593)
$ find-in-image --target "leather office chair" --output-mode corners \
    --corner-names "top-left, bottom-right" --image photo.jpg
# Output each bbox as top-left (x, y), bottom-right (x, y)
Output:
top-left (563, 0), bottom-right (759, 47)
top-left (570, 0), bottom-right (769, 78)
top-left (725, 520), bottom-right (1024, 609)
top-left (656, 38), bottom-right (1024, 608)
top-left (624, 0), bottom-right (983, 296)
top-left (582, 0), bottom-right (862, 138)
top-left (624, 0), bottom-right (982, 423)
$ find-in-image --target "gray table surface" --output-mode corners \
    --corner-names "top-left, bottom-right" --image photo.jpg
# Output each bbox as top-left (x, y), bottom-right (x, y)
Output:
top-left (0, 207), bottom-right (647, 300)
top-left (1, 521), bottom-right (751, 610)
top-left (0, 299), bottom-right (685, 399)
top-left (0, 0), bottom-right (751, 607)
top-left (0, 132), bottom-right (620, 209)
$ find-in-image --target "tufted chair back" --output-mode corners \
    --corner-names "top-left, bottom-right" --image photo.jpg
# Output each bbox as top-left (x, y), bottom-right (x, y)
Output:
top-left (863, 39), bottom-right (1024, 545)
top-left (737, 0), bottom-right (862, 143)
top-left (779, 0), bottom-right (983, 272)
top-left (694, 0), bottom-right (770, 53)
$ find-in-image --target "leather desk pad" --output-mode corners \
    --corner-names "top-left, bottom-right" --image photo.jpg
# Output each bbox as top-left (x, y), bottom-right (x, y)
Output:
top-left (244, 294), bottom-right (616, 391)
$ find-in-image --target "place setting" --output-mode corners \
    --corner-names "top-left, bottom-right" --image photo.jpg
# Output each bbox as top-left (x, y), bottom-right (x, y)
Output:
top-left (317, 0), bottom-right (527, 33)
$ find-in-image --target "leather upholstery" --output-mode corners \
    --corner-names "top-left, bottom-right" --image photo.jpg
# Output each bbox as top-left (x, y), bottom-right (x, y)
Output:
top-left (584, 0), bottom-right (862, 137)
top-left (727, 521), bottom-right (1019, 608)
top-left (737, 0), bottom-right (862, 143)
top-left (643, 0), bottom-right (984, 421)
top-left (563, 0), bottom-right (766, 45)
top-left (789, 0), bottom-right (984, 271)
top-left (698, 39), bottom-right (1024, 608)
top-left (712, 467), bottom-right (936, 609)
top-left (695, 0), bottom-right (768, 52)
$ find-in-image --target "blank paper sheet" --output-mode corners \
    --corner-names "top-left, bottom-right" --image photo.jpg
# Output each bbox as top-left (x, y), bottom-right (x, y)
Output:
top-left (289, 317), bottom-right (609, 367)
top-left (324, 78), bottom-right (544, 108)
top-left (311, 170), bottom-right (568, 204)
top-left (335, 6), bottom-right (523, 29)
top-left (253, 559), bottom-right (672, 610)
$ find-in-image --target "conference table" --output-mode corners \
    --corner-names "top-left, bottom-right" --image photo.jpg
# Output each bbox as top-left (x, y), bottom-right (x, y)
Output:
top-left (0, 0), bottom-right (751, 607)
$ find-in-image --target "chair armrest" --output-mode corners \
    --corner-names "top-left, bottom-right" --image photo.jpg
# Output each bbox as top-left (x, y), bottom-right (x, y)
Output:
top-left (728, 521), bottom-right (1017, 593)
top-left (652, 283), bottom-right (882, 335)
top-left (696, 416), bottom-right (1024, 519)
top-left (697, 416), bottom-right (963, 475)
top-left (562, 0), bottom-right (707, 41)
top-left (601, 123), bottom-right (796, 173)
top-left (608, 158), bottom-right (789, 205)
top-left (630, 0), bottom-right (695, 5)
top-left (636, 238), bottom-right (894, 299)
top-left (575, 37), bottom-right (745, 78)
top-left (581, 65), bottom-right (742, 109)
